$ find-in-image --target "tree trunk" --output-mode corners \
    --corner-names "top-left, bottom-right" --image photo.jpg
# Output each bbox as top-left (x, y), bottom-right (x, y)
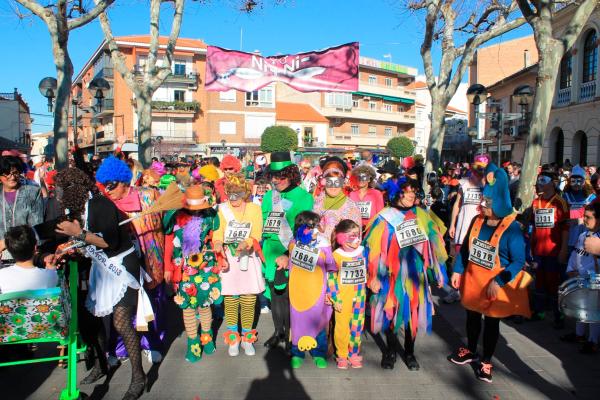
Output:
top-left (136, 97), bottom-right (153, 167)
top-left (50, 20), bottom-right (73, 170)
top-left (425, 98), bottom-right (450, 176)
top-left (516, 24), bottom-right (562, 210)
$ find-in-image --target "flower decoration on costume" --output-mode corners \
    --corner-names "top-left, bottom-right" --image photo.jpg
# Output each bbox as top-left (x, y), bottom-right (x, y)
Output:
top-left (0, 306), bottom-right (12, 314)
top-left (200, 332), bottom-right (213, 346)
top-left (35, 304), bottom-right (50, 313)
top-left (207, 275), bottom-right (219, 284)
top-left (223, 330), bottom-right (241, 345)
top-left (182, 273), bottom-right (190, 282)
top-left (200, 282), bottom-right (210, 291)
top-left (297, 335), bottom-right (318, 351)
top-left (184, 266), bottom-right (199, 276)
top-left (11, 315), bottom-right (24, 326)
top-left (188, 254), bottom-right (202, 267)
top-left (47, 311), bottom-right (61, 324)
top-left (0, 324), bottom-right (12, 336)
top-left (194, 276), bottom-right (203, 284)
top-left (183, 283), bottom-right (197, 297)
top-left (242, 329), bottom-right (258, 343)
top-left (174, 295), bottom-right (185, 305)
top-left (190, 343), bottom-right (202, 357)
top-left (209, 287), bottom-right (221, 301)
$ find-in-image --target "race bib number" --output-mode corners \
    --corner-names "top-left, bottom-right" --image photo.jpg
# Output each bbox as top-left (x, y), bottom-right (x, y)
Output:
top-left (264, 212), bottom-right (284, 234)
top-left (224, 221), bottom-right (252, 243)
top-left (468, 238), bottom-right (496, 270)
top-left (340, 259), bottom-right (367, 285)
top-left (395, 219), bottom-right (428, 248)
top-left (463, 188), bottom-right (482, 205)
top-left (291, 244), bottom-right (319, 272)
top-left (357, 201), bottom-right (372, 219)
top-left (534, 208), bottom-right (555, 228)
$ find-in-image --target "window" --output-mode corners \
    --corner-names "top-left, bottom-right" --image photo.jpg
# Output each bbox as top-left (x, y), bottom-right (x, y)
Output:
top-left (219, 89), bottom-right (236, 102)
top-left (368, 75), bottom-right (377, 85)
top-left (245, 86), bottom-right (274, 107)
top-left (398, 105), bottom-right (405, 112)
top-left (351, 124), bottom-right (360, 136)
top-left (325, 92), bottom-right (352, 109)
top-left (174, 90), bottom-right (185, 102)
top-left (368, 125), bottom-right (377, 136)
top-left (174, 61), bottom-right (186, 76)
top-left (303, 127), bottom-right (314, 146)
top-left (352, 100), bottom-right (359, 108)
top-left (329, 127), bottom-right (335, 136)
top-left (219, 121), bottom-right (236, 135)
top-left (385, 77), bottom-right (393, 87)
top-left (560, 54), bottom-right (573, 89)
top-left (417, 111), bottom-right (424, 120)
top-left (583, 30), bottom-right (598, 83)
top-left (369, 101), bottom-right (377, 111)
top-left (384, 127), bottom-right (393, 137)
top-left (383, 103), bottom-right (393, 112)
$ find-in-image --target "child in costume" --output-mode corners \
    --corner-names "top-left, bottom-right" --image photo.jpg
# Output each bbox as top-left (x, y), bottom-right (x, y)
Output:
top-left (164, 185), bottom-right (223, 363)
top-left (332, 219), bottom-right (367, 369)
top-left (212, 174), bottom-right (265, 357)
top-left (287, 211), bottom-right (339, 369)
top-left (364, 177), bottom-right (447, 371)
top-left (563, 202), bottom-right (600, 353)
top-left (448, 163), bottom-right (531, 383)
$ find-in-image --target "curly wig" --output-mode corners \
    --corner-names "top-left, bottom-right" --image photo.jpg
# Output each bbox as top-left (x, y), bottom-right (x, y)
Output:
top-left (269, 164), bottom-right (301, 187)
top-left (95, 156), bottom-right (133, 185)
top-left (224, 173), bottom-right (252, 197)
top-left (55, 167), bottom-right (95, 224)
top-left (221, 154), bottom-right (242, 172)
top-left (351, 165), bottom-right (377, 188)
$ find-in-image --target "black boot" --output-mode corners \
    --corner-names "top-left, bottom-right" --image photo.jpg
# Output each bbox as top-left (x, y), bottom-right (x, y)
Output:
top-left (80, 366), bottom-right (107, 385)
top-left (404, 353), bottom-right (420, 371)
top-left (264, 331), bottom-right (283, 348)
top-left (380, 349), bottom-right (396, 369)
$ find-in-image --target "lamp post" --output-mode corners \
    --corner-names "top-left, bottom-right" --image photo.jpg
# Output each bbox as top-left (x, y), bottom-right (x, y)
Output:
top-left (91, 118), bottom-right (100, 155)
top-left (466, 83), bottom-right (487, 155)
top-left (38, 77), bottom-right (57, 112)
top-left (88, 77), bottom-right (111, 113)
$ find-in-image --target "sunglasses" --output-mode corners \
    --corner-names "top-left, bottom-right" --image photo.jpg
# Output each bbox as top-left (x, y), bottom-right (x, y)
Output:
top-left (1, 170), bottom-right (21, 178)
top-left (570, 177), bottom-right (585, 185)
top-left (227, 192), bottom-right (244, 201)
top-left (358, 173), bottom-right (370, 182)
top-left (104, 181), bottom-right (120, 192)
top-left (223, 168), bottom-right (236, 172)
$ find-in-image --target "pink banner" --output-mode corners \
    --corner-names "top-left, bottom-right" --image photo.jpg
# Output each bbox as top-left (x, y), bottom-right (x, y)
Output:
top-left (205, 43), bottom-right (359, 92)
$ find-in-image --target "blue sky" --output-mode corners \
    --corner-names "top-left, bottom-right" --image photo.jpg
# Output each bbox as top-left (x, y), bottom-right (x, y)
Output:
top-left (0, 0), bottom-right (531, 133)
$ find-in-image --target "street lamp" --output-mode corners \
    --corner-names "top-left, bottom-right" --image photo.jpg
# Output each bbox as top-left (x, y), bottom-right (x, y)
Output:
top-left (467, 84), bottom-right (488, 155)
top-left (88, 77), bottom-right (111, 113)
top-left (512, 84), bottom-right (534, 122)
top-left (38, 77), bottom-right (57, 112)
top-left (91, 117), bottom-right (100, 155)
top-left (221, 139), bottom-right (227, 151)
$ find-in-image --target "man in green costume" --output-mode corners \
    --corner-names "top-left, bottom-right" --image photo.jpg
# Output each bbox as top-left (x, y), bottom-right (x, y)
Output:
top-left (261, 151), bottom-right (314, 350)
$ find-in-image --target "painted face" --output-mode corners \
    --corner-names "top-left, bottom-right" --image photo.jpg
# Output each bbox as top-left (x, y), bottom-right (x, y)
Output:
top-left (570, 176), bottom-right (585, 190)
top-left (105, 181), bottom-right (129, 200)
top-left (536, 175), bottom-right (553, 194)
top-left (336, 228), bottom-right (361, 251)
top-left (271, 172), bottom-right (290, 192)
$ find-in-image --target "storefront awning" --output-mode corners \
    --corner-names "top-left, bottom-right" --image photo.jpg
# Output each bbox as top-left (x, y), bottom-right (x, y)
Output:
top-left (352, 91), bottom-right (415, 104)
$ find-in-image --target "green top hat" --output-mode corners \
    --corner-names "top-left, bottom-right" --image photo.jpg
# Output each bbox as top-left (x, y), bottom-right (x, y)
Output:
top-left (268, 152), bottom-right (293, 172)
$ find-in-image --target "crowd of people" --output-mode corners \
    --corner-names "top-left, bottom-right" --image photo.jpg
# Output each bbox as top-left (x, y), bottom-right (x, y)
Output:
top-left (1, 145), bottom-right (600, 398)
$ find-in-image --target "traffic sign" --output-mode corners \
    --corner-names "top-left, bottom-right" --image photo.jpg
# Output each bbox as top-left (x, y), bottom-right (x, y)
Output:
top-left (472, 139), bottom-right (493, 144)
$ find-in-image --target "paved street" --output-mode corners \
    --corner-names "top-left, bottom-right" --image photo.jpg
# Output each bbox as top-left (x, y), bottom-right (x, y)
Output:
top-left (2, 291), bottom-right (599, 400)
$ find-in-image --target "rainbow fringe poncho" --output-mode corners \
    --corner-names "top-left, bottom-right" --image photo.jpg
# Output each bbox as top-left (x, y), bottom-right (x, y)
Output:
top-left (364, 206), bottom-right (448, 338)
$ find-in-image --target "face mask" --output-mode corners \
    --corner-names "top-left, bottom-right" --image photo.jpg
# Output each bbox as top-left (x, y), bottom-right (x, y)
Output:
top-left (336, 232), bottom-right (360, 247)
top-left (324, 177), bottom-right (344, 188)
top-left (228, 192), bottom-right (243, 201)
top-left (570, 177), bottom-right (585, 186)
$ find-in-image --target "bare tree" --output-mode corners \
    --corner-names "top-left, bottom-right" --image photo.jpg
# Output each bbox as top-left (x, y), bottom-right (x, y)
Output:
top-left (13, 0), bottom-right (114, 169)
top-left (515, 0), bottom-right (598, 210)
top-left (410, 0), bottom-right (525, 177)
top-left (96, 0), bottom-right (185, 167)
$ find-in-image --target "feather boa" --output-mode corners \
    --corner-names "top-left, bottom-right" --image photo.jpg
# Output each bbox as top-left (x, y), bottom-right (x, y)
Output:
top-left (182, 215), bottom-right (204, 257)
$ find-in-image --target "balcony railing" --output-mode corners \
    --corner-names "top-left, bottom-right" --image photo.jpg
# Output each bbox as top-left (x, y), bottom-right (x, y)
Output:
top-left (322, 106), bottom-right (415, 124)
top-left (151, 100), bottom-right (200, 113)
top-left (93, 98), bottom-right (114, 116)
top-left (358, 82), bottom-right (416, 99)
top-left (95, 67), bottom-right (114, 79)
top-left (556, 87), bottom-right (571, 106)
top-left (152, 130), bottom-right (195, 142)
top-left (579, 80), bottom-right (596, 102)
top-left (133, 65), bottom-right (198, 81)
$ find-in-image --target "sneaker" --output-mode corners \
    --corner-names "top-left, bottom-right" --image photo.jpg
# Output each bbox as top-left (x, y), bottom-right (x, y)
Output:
top-left (403, 354), bottom-right (420, 371)
top-left (579, 341), bottom-right (598, 354)
top-left (291, 356), bottom-right (304, 369)
top-left (313, 356), bottom-right (328, 369)
top-left (448, 347), bottom-right (479, 365)
top-left (143, 350), bottom-right (163, 364)
top-left (443, 290), bottom-right (461, 304)
top-left (349, 354), bottom-right (363, 369)
top-left (476, 362), bottom-right (493, 383)
top-left (240, 341), bottom-right (256, 356)
top-left (260, 306), bottom-right (270, 314)
top-left (228, 342), bottom-right (240, 357)
top-left (336, 357), bottom-right (349, 369)
top-left (560, 332), bottom-right (586, 343)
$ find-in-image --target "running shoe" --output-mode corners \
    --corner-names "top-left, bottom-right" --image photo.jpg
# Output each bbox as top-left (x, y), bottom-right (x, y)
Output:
top-left (260, 306), bottom-right (270, 314)
top-left (442, 290), bottom-right (461, 304)
top-left (336, 357), bottom-right (349, 369)
top-left (240, 341), bottom-right (256, 356)
top-left (476, 362), bottom-right (493, 383)
top-left (448, 347), bottom-right (479, 365)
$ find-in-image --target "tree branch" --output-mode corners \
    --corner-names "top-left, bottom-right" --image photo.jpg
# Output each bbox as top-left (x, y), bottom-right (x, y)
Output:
top-left (14, 0), bottom-right (52, 22)
top-left (561, 0), bottom-right (599, 49)
top-left (68, 0), bottom-right (115, 30)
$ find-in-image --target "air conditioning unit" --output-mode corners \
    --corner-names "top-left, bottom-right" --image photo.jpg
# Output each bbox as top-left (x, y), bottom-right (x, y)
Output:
top-left (510, 126), bottom-right (518, 137)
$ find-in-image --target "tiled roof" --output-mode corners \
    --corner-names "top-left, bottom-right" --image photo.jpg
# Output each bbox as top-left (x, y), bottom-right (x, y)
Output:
top-left (115, 35), bottom-right (207, 49)
top-left (407, 81), bottom-right (427, 89)
top-left (276, 102), bottom-right (328, 123)
top-left (446, 105), bottom-right (467, 115)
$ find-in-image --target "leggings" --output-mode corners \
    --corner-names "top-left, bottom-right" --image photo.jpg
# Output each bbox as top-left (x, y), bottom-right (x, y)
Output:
top-left (267, 282), bottom-right (290, 337)
top-left (224, 295), bottom-right (256, 331)
top-left (466, 310), bottom-right (500, 362)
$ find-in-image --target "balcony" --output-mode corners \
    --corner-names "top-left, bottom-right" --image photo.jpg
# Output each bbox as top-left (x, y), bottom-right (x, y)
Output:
top-left (358, 82), bottom-right (416, 99)
top-left (94, 67), bottom-right (114, 79)
top-left (322, 106), bottom-right (416, 125)
top-left (556, 87), bottom-right (571, 107)
top-left (133, 65), bottom-right (198, 86)
top-left (150, 100), bottom-right (200, 118)
top-left (329, 133), bottom-right (400, 147)
top-left (152, 130), bottom-right (195, 143)
top-left (93, 98), bottom-right (114, 117)
top-left (579, 80), bottom-right (596, 102)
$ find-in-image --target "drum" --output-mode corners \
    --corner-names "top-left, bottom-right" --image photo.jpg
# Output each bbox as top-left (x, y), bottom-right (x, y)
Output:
top-left (558, 274), bottom-right (600, 323)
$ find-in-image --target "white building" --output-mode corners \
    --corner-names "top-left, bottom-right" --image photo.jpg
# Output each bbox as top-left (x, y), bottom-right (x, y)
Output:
top-left (0, 89), bottom-right (32, 150)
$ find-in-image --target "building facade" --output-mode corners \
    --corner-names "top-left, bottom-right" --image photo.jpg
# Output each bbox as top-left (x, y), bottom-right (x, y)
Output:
top-left (0, 88), bottom-right (32, 150)
top-left (545, 5), bottom-right (600, 167)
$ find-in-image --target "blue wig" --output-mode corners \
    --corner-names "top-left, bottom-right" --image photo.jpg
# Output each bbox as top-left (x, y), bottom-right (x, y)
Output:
top-left (95, 156), bottom-right (133, 184)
